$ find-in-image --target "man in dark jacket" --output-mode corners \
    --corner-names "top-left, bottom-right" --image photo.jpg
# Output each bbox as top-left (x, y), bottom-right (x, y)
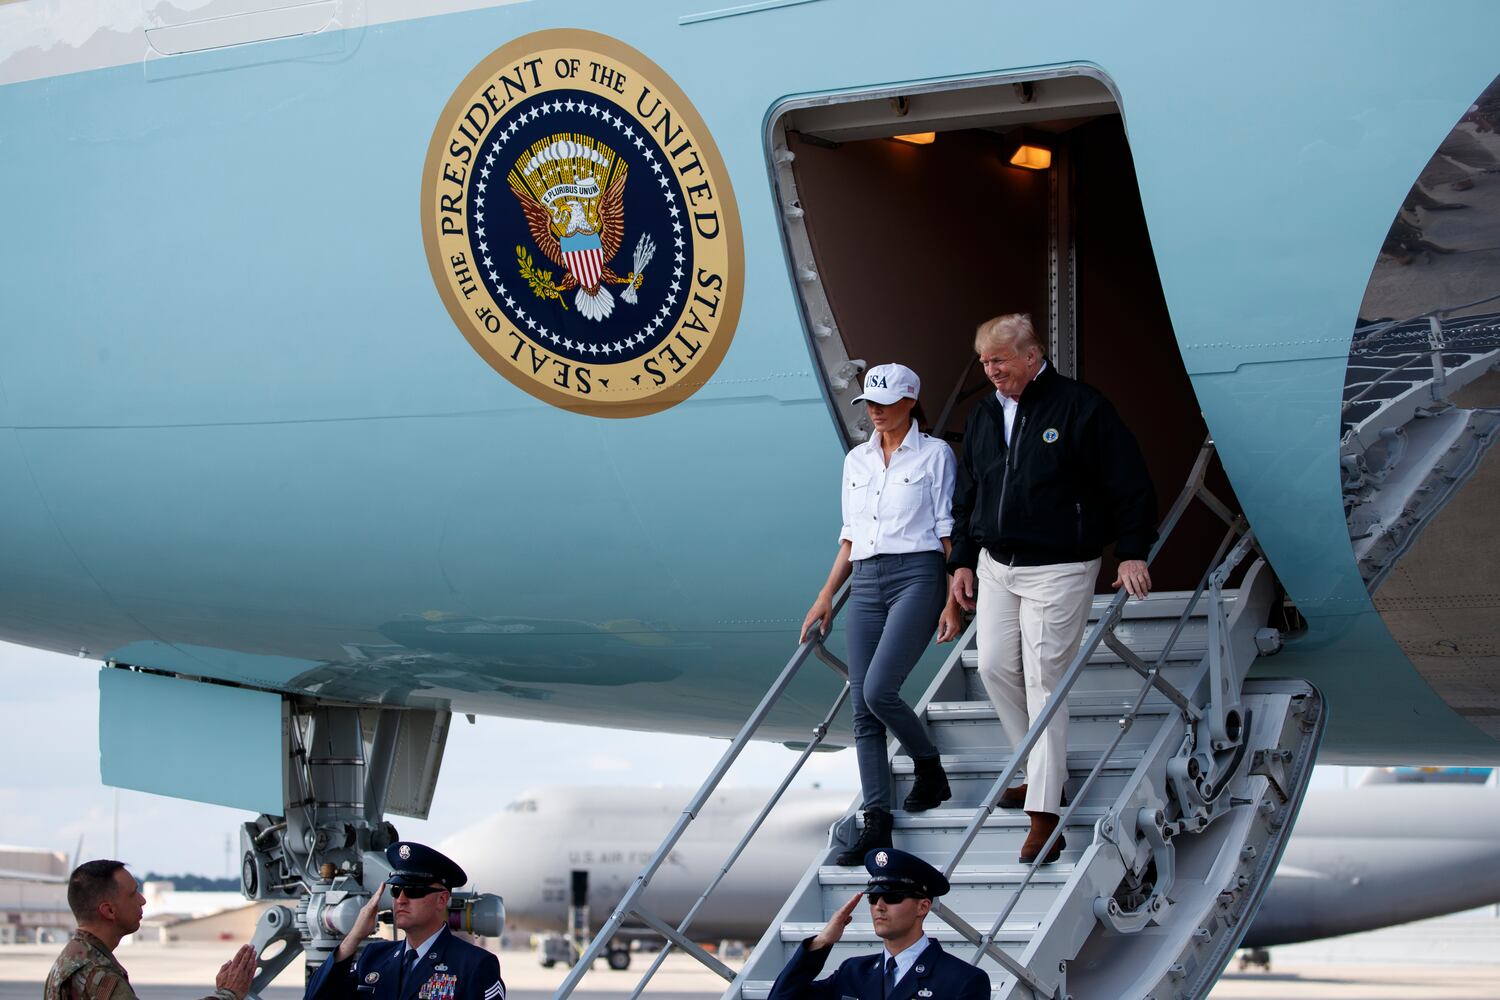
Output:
top-left (948, 313), bottom-right (1157, 865)
top-left (767, 848), bottom-right (989, 1000)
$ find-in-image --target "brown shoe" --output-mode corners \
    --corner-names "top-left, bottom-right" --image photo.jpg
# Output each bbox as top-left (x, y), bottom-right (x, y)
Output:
top-left (998, 784), bottom-right (1068, 810)
top-left (1020, 811), bottom-right (1065, 865)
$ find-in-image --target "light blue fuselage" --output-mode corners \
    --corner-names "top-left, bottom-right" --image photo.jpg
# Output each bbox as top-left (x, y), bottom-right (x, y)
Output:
top-left (2, 0), bottom-right (1497, 762)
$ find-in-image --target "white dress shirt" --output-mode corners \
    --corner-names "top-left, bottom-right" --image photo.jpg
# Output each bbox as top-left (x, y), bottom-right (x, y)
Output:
top-left (402, 928), bottom-right (442, 966)
top-left (997, 360), bottom-right (1048, 445)
top-left (839, 422), bottom-right (956, 561)
top-left (884, 935), bottom-right (932, 985)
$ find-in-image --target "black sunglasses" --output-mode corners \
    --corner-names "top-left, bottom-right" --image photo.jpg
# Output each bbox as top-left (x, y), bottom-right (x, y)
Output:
top-left (388, 885), bottom-right (444, 900)
top-left (866, 891), bottom-right (920, 905)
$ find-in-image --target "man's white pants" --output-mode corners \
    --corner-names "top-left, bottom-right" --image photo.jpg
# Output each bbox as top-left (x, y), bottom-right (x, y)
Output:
top-left (974, 551), bottom-right (1101, 815)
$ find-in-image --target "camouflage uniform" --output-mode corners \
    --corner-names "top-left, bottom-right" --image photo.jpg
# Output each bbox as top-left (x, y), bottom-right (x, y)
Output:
top-left (43, 930), bottom-right (237, 1000)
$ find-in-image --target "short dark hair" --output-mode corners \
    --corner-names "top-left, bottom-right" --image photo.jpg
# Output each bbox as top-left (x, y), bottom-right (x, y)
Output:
top-left (68, 860), bottom-right (129, 922)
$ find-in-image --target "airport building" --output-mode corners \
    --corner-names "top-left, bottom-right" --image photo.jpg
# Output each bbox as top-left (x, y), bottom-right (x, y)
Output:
top-left (0, 845), bottom-right (71, 944)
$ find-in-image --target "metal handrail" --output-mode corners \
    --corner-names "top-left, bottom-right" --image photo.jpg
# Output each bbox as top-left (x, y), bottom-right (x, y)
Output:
top-left (934, 353), bottom-right (980, 438)
top-left (625, 682), bottom-right (853, 998)
top-left (930, 438), bottom-right (1246, 995)
top-left (553, 584), bottom-right (855, 999)
top-left (962, 522), bottom-right (1259, 986)
top-left (1352, 289), bottom-right (1500, 346)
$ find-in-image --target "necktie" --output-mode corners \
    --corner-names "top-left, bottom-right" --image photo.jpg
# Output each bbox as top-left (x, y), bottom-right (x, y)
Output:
top-left (884, 955), bottom-right (897, 998)
top-left (400, 948), bottom-right (419, 992)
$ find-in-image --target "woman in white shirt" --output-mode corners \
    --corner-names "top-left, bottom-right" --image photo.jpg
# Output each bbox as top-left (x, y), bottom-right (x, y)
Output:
top-left (802, 363), bottom-right (962, 866)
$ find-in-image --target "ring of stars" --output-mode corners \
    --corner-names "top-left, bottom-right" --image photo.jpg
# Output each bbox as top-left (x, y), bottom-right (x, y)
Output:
top-left (468, 93), bottom-right (690, 361)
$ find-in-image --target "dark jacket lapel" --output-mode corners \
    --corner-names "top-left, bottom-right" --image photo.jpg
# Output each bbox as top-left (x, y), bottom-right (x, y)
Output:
top-left (368, 942), bottom-right (405, 1000)
top-left (855, 952), bottom-right (886, 999)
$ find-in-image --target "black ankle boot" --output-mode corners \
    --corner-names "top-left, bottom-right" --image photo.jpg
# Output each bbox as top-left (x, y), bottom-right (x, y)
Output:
top-left (835, 807), bottom-right (893, 866)
top-left (903, 756), bottom-right (952, 812)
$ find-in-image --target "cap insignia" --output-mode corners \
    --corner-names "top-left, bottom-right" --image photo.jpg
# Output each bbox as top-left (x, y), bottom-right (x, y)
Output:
top-left (874, 850), bottom-right (889, 868)
top-left (399, 845), bottom-right (412, 860)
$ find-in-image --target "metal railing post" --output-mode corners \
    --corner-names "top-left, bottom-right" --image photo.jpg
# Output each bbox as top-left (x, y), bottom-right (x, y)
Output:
top-left (933, 439), bottom-right (1259, 986)
top-left (553, 585), bottom-right (851, 999)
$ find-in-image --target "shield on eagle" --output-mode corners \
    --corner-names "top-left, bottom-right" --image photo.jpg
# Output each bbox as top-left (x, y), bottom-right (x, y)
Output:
top-left (508, 135), bottom-right (641, 322)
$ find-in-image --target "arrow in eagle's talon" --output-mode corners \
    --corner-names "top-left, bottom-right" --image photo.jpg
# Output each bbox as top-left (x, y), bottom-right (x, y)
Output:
top-left (621, 233), bottom-right (656, 305)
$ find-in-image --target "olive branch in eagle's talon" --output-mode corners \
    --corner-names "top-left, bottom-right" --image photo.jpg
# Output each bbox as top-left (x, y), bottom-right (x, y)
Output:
top-left (516, 246), bottom-right (569, 310)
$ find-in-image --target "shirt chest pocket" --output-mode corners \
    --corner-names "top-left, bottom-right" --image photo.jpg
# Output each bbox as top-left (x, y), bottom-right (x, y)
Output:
top-left (847, 474), bottom-right (874, 514)
top-left (887, 470), bottom-right (927, 513)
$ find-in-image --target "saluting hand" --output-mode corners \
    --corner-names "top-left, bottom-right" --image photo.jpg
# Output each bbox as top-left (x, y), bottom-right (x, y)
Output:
top-left (215, 944), bottom-right (257, 1000)
top-left (809, 892), bottom-right (862, 951)
top-left (335, 889), bottom-right (386, 962)
top-left (1112, 559), bottom-right (1152, 600)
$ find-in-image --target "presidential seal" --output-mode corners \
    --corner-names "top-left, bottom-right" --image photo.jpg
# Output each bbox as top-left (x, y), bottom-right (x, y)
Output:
top-left (422, 30), bottom-right (743, 417)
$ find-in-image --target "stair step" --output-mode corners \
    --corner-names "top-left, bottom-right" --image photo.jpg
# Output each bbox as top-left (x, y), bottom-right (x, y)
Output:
top-left (816, 863), bottom-right (1074, 887)
top-left (774, 926), bottom-right (1037, 976)
top-left (959, 654), bottom-right (1203, 702)
top-left (925, 704), bottom-right (1173, 755)
top-left (817, 865), bottom-right (1073, 924)
top-left (927, 698), bottom-right (1176, 720)
top-left (780, 922), bottom-right (1037, 944)
top-left (1079, 589), bottom-right (1233, 621)
top-left (891, 750), bottom-right (1142, 771)
top-left (741, 982), bottom-right (1011, 999)
top-left (891, 750), bottom-right (1143, 808)
top-left (885, 808), bottom-right (1104, 866)
top-left (744, 977), bottom-right (1014, 1000)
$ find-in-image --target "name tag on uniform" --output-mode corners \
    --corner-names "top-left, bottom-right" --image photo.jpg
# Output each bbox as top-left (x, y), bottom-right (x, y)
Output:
top-left (418, 973), bottom-right (457, 1000)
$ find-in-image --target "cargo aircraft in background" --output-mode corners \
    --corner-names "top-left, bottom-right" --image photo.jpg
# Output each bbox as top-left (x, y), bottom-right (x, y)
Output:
top-left (3, 2), bottom-right (1499, 997)
top-left (447, 773), bottom-right (1500, 970)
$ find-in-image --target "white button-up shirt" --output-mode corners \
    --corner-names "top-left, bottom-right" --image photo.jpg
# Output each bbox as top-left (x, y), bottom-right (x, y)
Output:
top-left (839, 423), bottom-right (956, 561)
top-left (884, 935), bottom-right (932, 985)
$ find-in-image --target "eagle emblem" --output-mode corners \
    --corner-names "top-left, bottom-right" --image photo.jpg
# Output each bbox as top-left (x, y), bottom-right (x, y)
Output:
top-left (509, 135), bottom-right (654, 322)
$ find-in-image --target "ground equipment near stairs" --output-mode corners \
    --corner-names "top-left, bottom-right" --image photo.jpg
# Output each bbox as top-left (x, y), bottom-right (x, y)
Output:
top-left (555, 440), bottom-right (1326, 1000)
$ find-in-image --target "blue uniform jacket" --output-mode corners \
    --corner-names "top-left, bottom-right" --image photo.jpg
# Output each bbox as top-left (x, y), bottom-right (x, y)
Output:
top-left (304, 927), bottom-right (505, 1000)
top-left (767, 936), bottom-right (989, 1000)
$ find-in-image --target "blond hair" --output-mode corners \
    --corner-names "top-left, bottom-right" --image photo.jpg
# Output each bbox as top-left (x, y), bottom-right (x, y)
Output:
top-left (974, 313), bottom-right (1042, 356)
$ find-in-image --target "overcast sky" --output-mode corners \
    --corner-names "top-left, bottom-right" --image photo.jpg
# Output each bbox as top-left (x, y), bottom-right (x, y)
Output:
top-left (0, 641), bottom-right (1367, 878)
top-left (0, 641), bottom-right (860, 876)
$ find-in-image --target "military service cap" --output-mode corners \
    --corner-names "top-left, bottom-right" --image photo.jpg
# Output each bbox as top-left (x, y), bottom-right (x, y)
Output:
top-left (385, 841), bottom-right (467, 889)
top-left (864, 847), bottom-right (950, 899)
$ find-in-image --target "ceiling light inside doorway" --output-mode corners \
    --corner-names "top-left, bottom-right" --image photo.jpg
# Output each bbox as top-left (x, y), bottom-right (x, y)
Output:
top-left (1009, 144), bottom-right (1052, 170)
top-left (892, 132), bottom-right (936, 145)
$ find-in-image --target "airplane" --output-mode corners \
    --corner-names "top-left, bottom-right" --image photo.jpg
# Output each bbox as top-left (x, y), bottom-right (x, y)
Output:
top-left (3, 1), bottom-right (1499, 997)
top-left (442, 776), bottom-right (1500, 969)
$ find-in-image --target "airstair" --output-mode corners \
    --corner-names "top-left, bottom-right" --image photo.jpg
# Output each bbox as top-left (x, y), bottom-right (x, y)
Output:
top-left (554, 441), bottom-right (1325, 1000)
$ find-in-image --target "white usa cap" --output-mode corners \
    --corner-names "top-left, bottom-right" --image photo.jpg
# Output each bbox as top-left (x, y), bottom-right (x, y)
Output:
top-left (851, 363), bottom-right (921, 405)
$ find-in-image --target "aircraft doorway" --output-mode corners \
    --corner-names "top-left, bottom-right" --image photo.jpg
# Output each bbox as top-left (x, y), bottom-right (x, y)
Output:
top-left (770, 72), bottom-right (1237, 592)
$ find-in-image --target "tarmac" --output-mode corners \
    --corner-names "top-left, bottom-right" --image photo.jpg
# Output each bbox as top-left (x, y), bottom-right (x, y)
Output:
top-left (1, 920), bottom-right (1497, 1000)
